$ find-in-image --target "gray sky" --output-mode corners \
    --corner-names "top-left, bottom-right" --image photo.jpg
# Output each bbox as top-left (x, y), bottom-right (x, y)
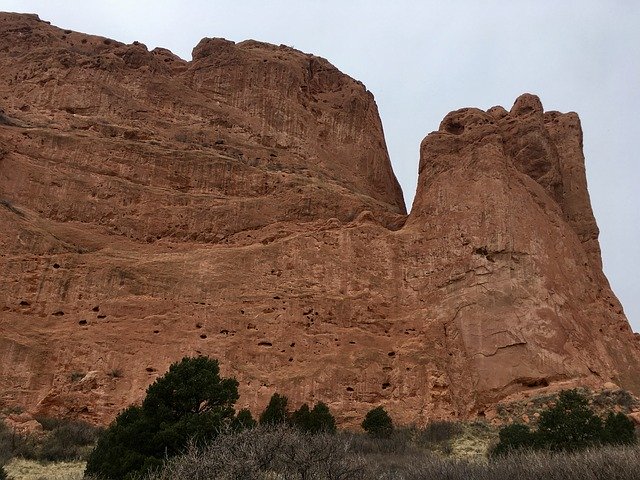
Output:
top-left (3, 1), bottom-right (639, 330)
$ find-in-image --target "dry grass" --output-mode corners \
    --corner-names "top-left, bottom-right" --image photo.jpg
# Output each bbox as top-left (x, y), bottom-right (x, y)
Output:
top-left (4, 458), bottom-right (85, 480)
top-left (450, 421), bottom-right (496, 458)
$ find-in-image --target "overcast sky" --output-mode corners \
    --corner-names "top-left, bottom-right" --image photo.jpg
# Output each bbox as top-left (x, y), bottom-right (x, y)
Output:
top-left (3, 1), bottom-right (639, 330)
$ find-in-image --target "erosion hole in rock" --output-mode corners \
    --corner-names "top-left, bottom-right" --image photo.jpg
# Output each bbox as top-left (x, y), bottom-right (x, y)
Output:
top-left (195, 323), bottom-right (202, 329)
top-left (445, 121), bottom-right (464, 135)
top-left (388, 351), bottom-right (396, 357)
top-left (146, 367), bottom-right (155, 373)
top-left (52, 263), bottom-right (60, 269)
top-left (474, 246), bottom-right (495, 261)
top-left (200, 334), bottom-right (207, 339)
top-left (289, 357), bottom-right (293, 362)
top-left (92, 306), bottom-right (100, 312)
top-left (153, 330), bottom-right (160, 334)
top-left (346, 386), bottom-right (354, 392)
top-left (97, 314), bottom-right (106, 319)
top-left (519, 377), bottom-right (549, 388)
top-left (70, 372), bottom-right (85, 382)
top-left (290, 342), bottom-right (295, 347)
top-left (258, 341), bottom-right (273, 347)
top-left (477, 410), bottom-right (486, 417)
top-left (52, 311), bottom-right (64, 316)
top-left (382, 382), bottom-right (391, 390)
top-left (19, 300), bottom-right (30, 306)
top-left (78, 319), bottom-right (87, 325)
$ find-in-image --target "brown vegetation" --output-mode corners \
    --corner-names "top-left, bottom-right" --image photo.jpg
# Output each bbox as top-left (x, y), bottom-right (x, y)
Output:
top-left (145, 425), bottom-right (640, 480)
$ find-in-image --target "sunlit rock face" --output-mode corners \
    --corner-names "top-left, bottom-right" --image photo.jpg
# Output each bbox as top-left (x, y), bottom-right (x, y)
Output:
top-left (1, 13), bottom-right (638, 427)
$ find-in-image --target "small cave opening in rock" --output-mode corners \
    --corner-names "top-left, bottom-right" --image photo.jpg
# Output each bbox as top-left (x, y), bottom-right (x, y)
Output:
top-left (258, 341), bottom-right (273, 347)
top-left (97, 314), bottom-right (106, 319)
top-left (52, 310), bottom-right (64, 316)
top-left (445, 121), bottom-right (464, 135)
top-left (519, 377), bottom-right (549, 388)
top-left (382, 382), bottom-right (391, 390)
top-left (92, 306), bottom-right (100, 312)
top-left (388, 351), bottom-right (396, 357)
top-left (200, 334), bottom-right (207, 339)
top-left (19, 300), bottom-right (30, 306)
top-left (346, 386), bottom-right (354, 392)
top-left (52, 263), bottom-right (60, 269)
top-left (78, 319), bottom-right (87, 325)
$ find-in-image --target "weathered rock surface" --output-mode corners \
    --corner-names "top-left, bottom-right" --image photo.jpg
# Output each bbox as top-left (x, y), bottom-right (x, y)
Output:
top-left (1, 13), bottom-right (639, 426)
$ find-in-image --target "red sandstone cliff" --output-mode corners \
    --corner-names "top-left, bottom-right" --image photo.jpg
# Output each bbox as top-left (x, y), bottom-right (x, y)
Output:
top-left (1, 13), bottom-right (638, 426)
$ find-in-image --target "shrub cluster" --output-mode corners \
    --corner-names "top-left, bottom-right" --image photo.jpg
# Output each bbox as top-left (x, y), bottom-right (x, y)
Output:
top-left (493, 389), bottom-right (636, 455)
top-left (0, 416), bottom-right (99, 464)
top-left (258, 393), bottom-right (337, 433)
top-left (144, 426), bottom-right (640, 480)
top-left (361, 405), bottom-right (393, 438)
top-left (146, 426), bottom-right (365, 480)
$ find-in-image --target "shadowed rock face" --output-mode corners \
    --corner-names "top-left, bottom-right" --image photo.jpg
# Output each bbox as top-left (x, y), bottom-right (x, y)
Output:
top-left (1, 13), bottom-right (638, 426)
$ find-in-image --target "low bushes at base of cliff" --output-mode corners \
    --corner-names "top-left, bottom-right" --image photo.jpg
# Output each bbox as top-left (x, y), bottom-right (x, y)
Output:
top-left (258, 393), bottom-right (337, 433)
top-left (85, 356), bottom-right (240, 480)
top-left (361, 406), bottom-right (394, 438)
top-left (290, 402), bottom-right (337, 434)
top-left (493, 389), bottom-right (636, 455)
top-left (259, 393), bottom-right (288, 426)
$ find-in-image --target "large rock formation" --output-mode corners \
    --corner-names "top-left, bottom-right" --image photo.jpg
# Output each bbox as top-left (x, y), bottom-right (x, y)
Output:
top-left (1, 13), bottom-right (638, 426)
